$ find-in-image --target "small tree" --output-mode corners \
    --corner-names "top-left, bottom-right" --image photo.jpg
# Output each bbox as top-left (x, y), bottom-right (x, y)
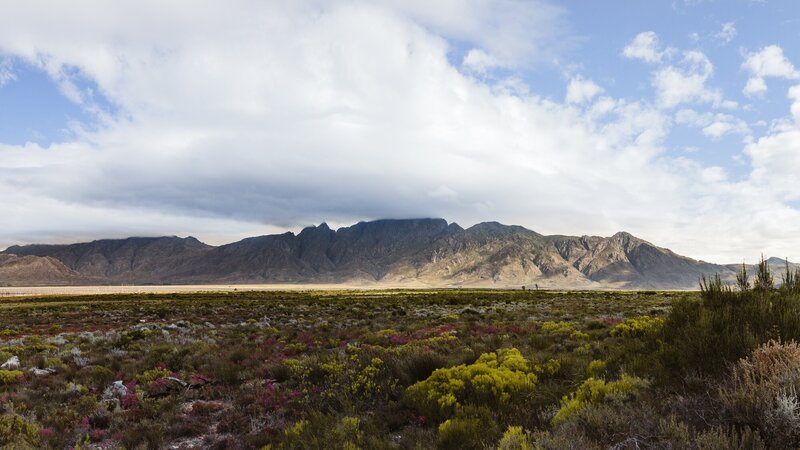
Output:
top-left (754, 255), bottom-right (773, 292)
top-left (736, 261), bottom-right (750, 292)
top-left (780, 258), bottom-right (800, 292)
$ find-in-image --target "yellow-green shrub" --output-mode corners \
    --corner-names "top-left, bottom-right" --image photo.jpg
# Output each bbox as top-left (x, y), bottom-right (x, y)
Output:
top-left (611, 316), bottom-right (664, 337)
top-left (437, 418), bottom-right (485, 450)
top-left (283, 419), bottom-right (308, 441)
top-left (351, 357), bottom-right (394, 399)
top-left (552, 374), bottom-right (648, 424)
top-left (534, 358), bottom-right (561, 377)
top-left (497, 425), bottom-right (533, 450)
top-left (570, 330), bottom-right (590, 340)
top-left (541, 321), bottom-right (575, 334)
top-left (0, 370), bottom-right (24, 385)
top-left (336, 416), bottom-right (362, 449)
top-left (405, 348), bottom-right (538, 420)
top-left (138, 367), bottom-right (171, 384)
top-left (587, 360), bottom-right (607, 377)
top-left (0, 414), bottom-right (40, 447)
top-left (274, 415), bottom-right (366, 449)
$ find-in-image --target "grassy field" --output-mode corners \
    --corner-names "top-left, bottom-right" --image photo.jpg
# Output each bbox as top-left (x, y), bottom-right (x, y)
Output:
top-left (0, 286), bottom-right (797, 449)
top-left (0, 284), bottom-right (416, 298)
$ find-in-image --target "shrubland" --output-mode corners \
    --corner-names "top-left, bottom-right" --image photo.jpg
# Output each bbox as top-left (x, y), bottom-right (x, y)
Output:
top-left (1, 263), bottom-right (800, 448)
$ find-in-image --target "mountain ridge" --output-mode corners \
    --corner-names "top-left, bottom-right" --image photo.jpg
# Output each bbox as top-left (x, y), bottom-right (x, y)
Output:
top-left (1, 218), bottom-right (742, 288)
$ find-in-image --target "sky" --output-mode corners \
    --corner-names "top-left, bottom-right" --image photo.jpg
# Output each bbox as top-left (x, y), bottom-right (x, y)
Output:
top-left (1, 0), bottom-right (800, 263)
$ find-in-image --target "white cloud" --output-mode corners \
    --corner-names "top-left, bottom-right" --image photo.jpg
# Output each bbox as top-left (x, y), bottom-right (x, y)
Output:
top-left (675, 109), bottom-right (750, 139)
top-left (389, 0), bottom-right (567, 70)
top-left (565, 76), bottom-right (603, 104)
top-left (461, 48), bottom-right (500, 74)
top-left (0, 58), bottom-right (15, 87)
top-left (714, 22), bottom-right (737, 44)
top-left (622, 32), bottom-right (734, 110)
top-left (737, 87), bottom-right (800, 250)
top-left (653, 50), bottom-right (724, 108)
top-left (743, 77), bottom-right (768, 96)
top-left (0, 0), bottom-right (681, 251)
top-left (622, 31), bottom-right (674, 64)
top-left (790, 85), bottom-right (800, 123)
top-left (742, 45), bottom-right (800, 96)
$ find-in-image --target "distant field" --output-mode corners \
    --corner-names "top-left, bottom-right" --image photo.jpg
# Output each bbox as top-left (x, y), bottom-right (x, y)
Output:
top-left (0, 284), bottom-right (698, 298)
top-left (0, 284), bottom-right (412, 298)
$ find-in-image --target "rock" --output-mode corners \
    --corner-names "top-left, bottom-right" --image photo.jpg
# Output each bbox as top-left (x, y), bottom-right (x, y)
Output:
top-left (103, 380), bottom-right (128, 399)
top-left (165, 376), bottom-right (188, 388)
top-left (29, 367), bottom-right (57, 376)
top-left (1, 356), bottom-right (20, 370)
top-left (73, 355), bottom-right (89, 368)
top-left (48, 335), bottom-right (67, 345)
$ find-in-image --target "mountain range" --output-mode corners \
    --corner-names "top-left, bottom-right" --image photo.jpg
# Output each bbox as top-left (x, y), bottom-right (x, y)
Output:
top-left (0, 218), bottom-right (762, 289)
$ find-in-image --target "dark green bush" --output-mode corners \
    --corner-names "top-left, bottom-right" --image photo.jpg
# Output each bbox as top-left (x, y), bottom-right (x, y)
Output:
top-left (648, 263), bottom-right (800, 380)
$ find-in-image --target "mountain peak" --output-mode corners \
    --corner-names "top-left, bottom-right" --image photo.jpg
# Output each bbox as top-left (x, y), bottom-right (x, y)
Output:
top-left (767, 256), bottom-right (790, 264)
top-left (612, 231), bottom-right (635, 239)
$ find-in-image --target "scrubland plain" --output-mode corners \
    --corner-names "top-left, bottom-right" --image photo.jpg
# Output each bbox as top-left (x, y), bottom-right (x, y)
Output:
top-left (0, 274), bottom-right (798, 448)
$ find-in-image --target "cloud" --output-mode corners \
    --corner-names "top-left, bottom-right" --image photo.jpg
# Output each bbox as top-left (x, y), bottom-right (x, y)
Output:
top-left (0, 57), bottom-right (15, 87)
top-left (622, 32), bottom-right (733, 110)
top-left (791, 85), bottom-right (800, 122)
top-left (653, 50), bottom-right (725, 108)
top-left (565, 76), bottom-right (603, 104)
top-left (461, 48), bottom-right (500, 74)
top-left (0, 1), bottom-right (679, 248)
top-left (675, 109), bottom-right (751, 139)
top-left (622, 31), bottom-right (675, 64)
top-left (742, 45), bottom-right (800, 96)
top-left (390, 0), bottom-right (568, 70)
top-left (714, 22), bottom-right (736, 44)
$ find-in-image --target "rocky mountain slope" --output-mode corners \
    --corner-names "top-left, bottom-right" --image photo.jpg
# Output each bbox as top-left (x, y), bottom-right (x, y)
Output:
top-left (2, 219), bottom-right (737, 288)
top-left (0, 254), bottom-right (88, 286)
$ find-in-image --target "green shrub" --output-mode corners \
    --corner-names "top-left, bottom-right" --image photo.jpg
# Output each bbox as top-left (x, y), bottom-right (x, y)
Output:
top-left (695, 426), bottom-right (766, 450)
top-left (497, 425), bottom-right (533, 450)
top-left (351, 357), bottom-right (393, 399)
top-left (719, 340), bottom-right (800, 447)
top-left (435, 406), bottom-right (497, 450)
top-left (654, 284), bottom-right (800, 379)
top-left (552, 374), bottom-right (647, 424)
top-left (86, 365), bottom-right (114, 387)
top-left (437, 418), bottom-right (484, 450)
top-left (393, 351), bottom-right (449, 385)
top-left (273, 414), bottom-right (377, 450)
top-left (610, 315), bottom-right (663, 337)
top-left (138, 367), bottom-right (172, 384)
top-left (586, 360), bottom-right (607, 377)
top-left (0, 414), bottom-right (40, 447)
top-left (405, 348), bottom-right (538, 420)
top-left (0, 369), bottom-right (24, 385)
top-left (540, 321), bottom-right (575, 334)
